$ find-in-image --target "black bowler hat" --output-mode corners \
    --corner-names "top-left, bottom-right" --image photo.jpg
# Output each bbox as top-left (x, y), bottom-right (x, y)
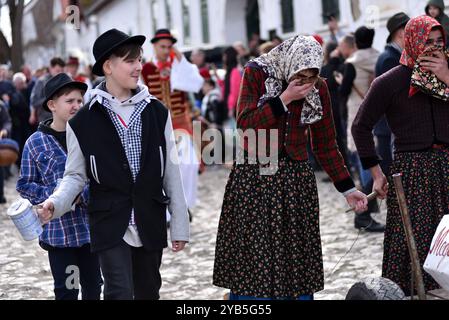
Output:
top-left (151, 29), bottom-right (177, 44)
top-left (92, 29), bottom-right (146, 76)
top-left (42, 73), bottom-right (88, 112)
top-left (386, 12), bottom-right (410, 43)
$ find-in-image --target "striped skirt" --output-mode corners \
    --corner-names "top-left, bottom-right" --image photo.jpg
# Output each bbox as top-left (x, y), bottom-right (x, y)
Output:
top-left (213, 155), bottom-right (324, 298)
top-left (383, 148), bottom-right (449, 295)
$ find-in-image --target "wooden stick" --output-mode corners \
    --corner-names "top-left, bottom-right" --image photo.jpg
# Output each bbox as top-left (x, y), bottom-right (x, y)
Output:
top-left (345, 191), bottom-right (379, 213)
top-left (392, 173), bottom-right (427, 300)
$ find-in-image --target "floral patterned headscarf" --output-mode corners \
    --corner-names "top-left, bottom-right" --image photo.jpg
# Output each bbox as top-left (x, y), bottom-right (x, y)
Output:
top-left (252, 35), bottom-right (324, 125)
top-left (400, 15), bottom-right (449, 100)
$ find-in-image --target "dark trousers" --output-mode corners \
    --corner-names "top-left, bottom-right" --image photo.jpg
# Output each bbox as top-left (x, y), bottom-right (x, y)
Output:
top-left (375, 134), bottom-right (393, 176)
top-left (97, 240), bottom-right (163, 300)
top-left (47, 244), bottom-right (102, 300)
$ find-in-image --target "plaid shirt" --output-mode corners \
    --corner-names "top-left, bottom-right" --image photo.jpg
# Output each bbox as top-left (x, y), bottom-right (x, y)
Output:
top-left (16, 131), bottom-right (90, 248)
top-left (237, 65), bottom-right (353, 190)
top-left (102, 97), bottom-right (148, 225)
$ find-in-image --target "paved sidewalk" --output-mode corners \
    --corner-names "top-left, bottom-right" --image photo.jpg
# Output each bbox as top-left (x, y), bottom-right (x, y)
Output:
top-left (0, 166), bottom-right (386, 300)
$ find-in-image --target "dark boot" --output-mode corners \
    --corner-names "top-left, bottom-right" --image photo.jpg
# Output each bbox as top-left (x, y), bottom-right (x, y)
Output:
top-left (368, 198), bottom-right (380, 213)
top-left (355, 211), bottom-right (385, 232)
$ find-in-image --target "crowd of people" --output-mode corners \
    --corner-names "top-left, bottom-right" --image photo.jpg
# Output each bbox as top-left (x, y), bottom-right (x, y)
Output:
top-left (0, 0), bottom-right (448, 301)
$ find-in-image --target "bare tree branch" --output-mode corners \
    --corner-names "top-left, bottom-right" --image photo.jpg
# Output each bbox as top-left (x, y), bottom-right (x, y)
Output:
top-left (5, 0), bottom-right (24, 71)
top-left (0, 29), bottom-right (11, 64)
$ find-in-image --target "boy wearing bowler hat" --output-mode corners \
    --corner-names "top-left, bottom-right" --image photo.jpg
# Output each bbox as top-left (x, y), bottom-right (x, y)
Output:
top-left (38, 29), bottom-right (190, 300)
top-left (17, 73), bottom-right (102, 300)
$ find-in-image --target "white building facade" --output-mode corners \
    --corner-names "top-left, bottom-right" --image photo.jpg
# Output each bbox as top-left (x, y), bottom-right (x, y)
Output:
top-left (21, 0), bottom-right (448, 69)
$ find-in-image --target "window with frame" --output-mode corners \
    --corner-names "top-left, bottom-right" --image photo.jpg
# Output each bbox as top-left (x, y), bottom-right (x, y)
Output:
top-left (201, 0), bottom-right (210, 43)
top-left (281, 0), bottom-right (295, 33)
top-left (151, 0), bottom-right (159, 34)
top-left (322, 0), bottom-right (340, 24)
top-left (182, 0), bottom-right (191, 45)
top-left (165, 0), bottom-right (172, 30)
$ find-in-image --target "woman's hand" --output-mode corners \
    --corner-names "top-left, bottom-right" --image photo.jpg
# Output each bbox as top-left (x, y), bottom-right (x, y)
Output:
top-left (172, 241), bottom-right (187, 252)
top-left (345, 190), bottom-right (368, 214)
top-left (370, 165), bottom-right (388, 200)
top-left (280, 80), bottom-right (314, 106)
top-left (419, 50), bottom-right (449, 85)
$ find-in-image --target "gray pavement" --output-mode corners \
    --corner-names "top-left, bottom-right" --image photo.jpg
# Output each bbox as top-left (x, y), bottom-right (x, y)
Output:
top-left (0, 166), bottom-right (387, 300)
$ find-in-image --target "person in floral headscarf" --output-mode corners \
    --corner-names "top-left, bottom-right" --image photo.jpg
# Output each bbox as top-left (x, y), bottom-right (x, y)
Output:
top-left (213, 35), bottom-right (368, 300)
top-left (352, 15), bottom-right (449, 295)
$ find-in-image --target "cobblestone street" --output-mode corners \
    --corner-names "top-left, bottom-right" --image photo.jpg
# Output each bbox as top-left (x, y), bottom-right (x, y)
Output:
top-left (0, 165), bottom-right (386, 300)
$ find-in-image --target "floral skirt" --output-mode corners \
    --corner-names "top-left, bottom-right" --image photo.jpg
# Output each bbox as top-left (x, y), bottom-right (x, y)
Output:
top-left (213, 155), bottom-right (324, 298)
top-left (383, 148), bottom-right (449, 295)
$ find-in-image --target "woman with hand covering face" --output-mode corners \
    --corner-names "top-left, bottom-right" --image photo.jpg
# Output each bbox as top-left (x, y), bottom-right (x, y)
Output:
top-left (213, 35), bottom-right (368, 300)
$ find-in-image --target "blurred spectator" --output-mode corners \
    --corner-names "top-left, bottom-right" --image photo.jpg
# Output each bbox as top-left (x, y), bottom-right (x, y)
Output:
top-left (201, 78), bottom-right (226, 162)
top-left (336, 34), bottom-right (356, 133)
top-left (20, 65), bottom-right (36, 104)
top-left (201, 78), bottom-right (226, 126)
top-left (86, 64), bottom-right (103, 89)
top-left (233, 41), bottom-right (251, 67)
top-left (271, 35), bottom-right (283, 47)
top-left (65, 56), bottom-right (79, 79)
top-left (248, 33), bottom-right (266, 57)
top-left (338, 27), bottom-right (383, 232)
top-left (325, 13), bottom-right (345, 43)
top-left (313, 34), bottom-right (324, 47)
top-left (10, 72), bottom-right (32, 168)
top-left (66, 56), bottom-right (88, 84)
top-left (34, 68), bottom-right (47, 79)
top-left (425, 0), bottom-right (449, 44)
top-left (374, 12), bottom-right (410, 179)
top-left (191, 49), bottom-right (211, 79)
top-left (0, 99), bottom-right (12, 203)
top-left (259, 41), bottom-right (275, 54)
top-left (320, 41), bottom-right (348, 168)
top-left (221, 47), bottom-right (242, 119)
top-left (30, 57), bottom-right (65, 125)
top-left (0, 65), bottom-right (15, 103)
top-left (191, 49), bottom-right (212, 107)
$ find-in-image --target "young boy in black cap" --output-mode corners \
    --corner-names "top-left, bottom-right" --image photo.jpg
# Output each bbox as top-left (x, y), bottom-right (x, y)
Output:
top-left (38, 29), bottom-right (190, 300)
top-left (17, 73), bottom-right (102, 300)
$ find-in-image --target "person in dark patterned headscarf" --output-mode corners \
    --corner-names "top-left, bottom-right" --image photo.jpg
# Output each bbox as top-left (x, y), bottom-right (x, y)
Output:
top-left (352, 15), bottom-right (449, 295)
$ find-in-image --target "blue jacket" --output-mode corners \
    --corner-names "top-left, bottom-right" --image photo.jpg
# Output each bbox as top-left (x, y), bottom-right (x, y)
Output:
top-left (375, 44), bottom-right (402, 78)
top-left (16, 120), bottom-right (90, 248)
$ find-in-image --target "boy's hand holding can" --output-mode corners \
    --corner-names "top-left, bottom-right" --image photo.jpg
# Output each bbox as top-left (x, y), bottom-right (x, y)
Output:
top-left (37, 200), bottom-right (55, 224)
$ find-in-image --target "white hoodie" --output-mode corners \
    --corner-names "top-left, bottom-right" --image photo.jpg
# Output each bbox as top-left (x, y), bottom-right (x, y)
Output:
top-left (49, 83), bottom-right (190, 247)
